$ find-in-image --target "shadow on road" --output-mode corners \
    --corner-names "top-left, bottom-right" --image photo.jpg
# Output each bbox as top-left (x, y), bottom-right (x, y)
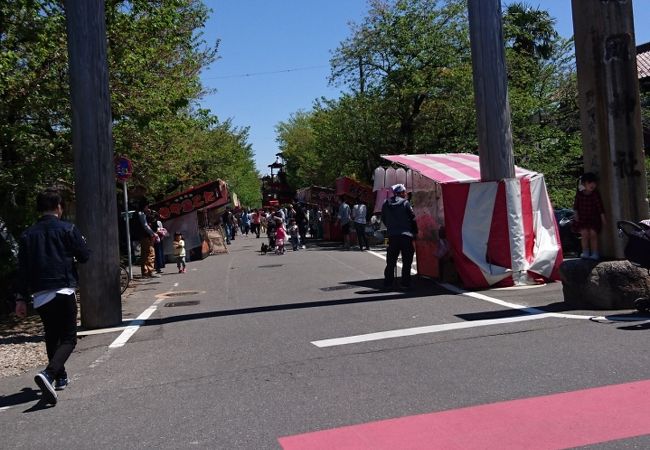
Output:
top-left (143, 278), bottom-right (447, 327)
top-left (0, 387), bottom-right (46, 411)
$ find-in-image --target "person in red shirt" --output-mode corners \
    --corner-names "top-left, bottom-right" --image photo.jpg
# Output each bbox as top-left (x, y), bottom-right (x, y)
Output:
top-left (573, 172), bottom-right (606, 260)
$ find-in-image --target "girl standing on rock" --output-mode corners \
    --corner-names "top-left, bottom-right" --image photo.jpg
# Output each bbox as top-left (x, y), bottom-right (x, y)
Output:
top-left (573, 172), bottom-right (606, 260)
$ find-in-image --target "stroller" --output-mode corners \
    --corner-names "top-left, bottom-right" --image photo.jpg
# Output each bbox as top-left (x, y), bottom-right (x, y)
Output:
top-left (617, 220), bottom-right (650, 313)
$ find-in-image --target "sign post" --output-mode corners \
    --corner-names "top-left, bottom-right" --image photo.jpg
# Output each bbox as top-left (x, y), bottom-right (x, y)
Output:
top-left (115, 156), bottom-right (133, 279)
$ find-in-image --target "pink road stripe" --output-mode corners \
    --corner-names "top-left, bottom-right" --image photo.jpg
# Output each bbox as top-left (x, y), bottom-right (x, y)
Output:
top-left (279, 379), bottom-right (650, 450)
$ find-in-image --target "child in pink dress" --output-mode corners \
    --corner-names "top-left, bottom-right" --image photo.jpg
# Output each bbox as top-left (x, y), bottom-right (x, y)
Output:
top-left (275, 218), bottom-right (287, 254)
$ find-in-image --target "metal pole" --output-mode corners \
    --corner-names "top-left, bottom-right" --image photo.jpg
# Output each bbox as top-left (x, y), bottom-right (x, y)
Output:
top-left (123, 180), bottom-right (133, 279)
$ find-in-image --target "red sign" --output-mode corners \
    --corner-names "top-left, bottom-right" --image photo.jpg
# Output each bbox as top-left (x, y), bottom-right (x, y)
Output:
top-left (150, 180), bottom-right (225, 220)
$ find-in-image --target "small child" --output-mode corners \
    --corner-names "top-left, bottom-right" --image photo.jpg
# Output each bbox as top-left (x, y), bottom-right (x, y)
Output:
top-left (173, 232), bottom-right (187, 273)
top-left (275, 218), bottom-right (287, 255)
top-left (573, 172), bottom-right (606, 260)
top-left (288, 218), bottom-right (300, 251)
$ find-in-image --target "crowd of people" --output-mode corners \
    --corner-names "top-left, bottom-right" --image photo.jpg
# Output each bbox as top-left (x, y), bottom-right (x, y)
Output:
top-left (217, 203), bottom-right (324, 253)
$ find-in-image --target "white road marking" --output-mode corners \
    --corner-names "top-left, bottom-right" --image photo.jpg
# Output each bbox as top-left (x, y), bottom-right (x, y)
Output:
top-left (108, 300), bottom-right (162, 348)
top-left (312, 313), bottom-right (559, 347)
top-left (311, 249), bottom-right (606, 347)
top-left (78, 325), bottom-right (130, 336)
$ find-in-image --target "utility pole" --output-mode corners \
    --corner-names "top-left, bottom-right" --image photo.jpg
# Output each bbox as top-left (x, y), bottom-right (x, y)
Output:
top-left (467, 0), bottom-right (515, 181)
top-left (572, 0), bottom-right (648, 258)
top-left (64, 0), bottom-right (122, 327)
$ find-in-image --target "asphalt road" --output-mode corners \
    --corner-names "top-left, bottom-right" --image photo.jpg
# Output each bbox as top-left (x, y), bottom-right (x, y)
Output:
top-left (2, 236), bottom-right (650, 449)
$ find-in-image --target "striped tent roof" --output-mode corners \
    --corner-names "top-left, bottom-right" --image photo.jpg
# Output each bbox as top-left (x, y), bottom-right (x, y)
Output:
top-left (381, 153), bottom-right (538, 184)
top-left (638, 42), bottom-right (650, 81)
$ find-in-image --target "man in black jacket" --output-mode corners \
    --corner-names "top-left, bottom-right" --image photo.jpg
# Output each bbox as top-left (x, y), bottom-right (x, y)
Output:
top-left (381, 184), bottom-right (418, 290)
top-left (15, 188), bottom-right (90, 405)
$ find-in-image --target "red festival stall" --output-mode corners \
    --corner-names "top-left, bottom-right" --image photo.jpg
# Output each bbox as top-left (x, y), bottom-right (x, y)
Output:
top-left (324, 177), bottom-right (374, 242)
top-left (150, 180), bottom-right (229, 261)
top-left (376, 154), bottom-right (563, 288)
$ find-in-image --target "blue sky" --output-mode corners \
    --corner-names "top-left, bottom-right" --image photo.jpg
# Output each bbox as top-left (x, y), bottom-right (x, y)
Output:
top-left (198, 0), bottom-right (650, 175)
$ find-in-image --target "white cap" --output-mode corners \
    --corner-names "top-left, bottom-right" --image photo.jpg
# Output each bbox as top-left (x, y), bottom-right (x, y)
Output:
top-left (391, 183), bottom-right (406, 193)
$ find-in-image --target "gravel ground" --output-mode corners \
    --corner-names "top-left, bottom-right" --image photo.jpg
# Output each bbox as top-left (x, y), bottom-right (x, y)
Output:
top-left (1, 279), bottom-right (141, 379)
top-left (0, 313), bottom-right (47, 378)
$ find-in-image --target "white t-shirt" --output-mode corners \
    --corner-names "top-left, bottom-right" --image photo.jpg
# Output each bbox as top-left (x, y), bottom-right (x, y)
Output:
top-left (352, 204), bottom-right (367, 224)
top-left (33, 288), bottom-right (76, 309)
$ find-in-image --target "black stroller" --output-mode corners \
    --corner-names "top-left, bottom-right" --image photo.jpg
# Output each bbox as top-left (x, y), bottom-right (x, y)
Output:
top-left (617, 220), bottom-right (650, 313)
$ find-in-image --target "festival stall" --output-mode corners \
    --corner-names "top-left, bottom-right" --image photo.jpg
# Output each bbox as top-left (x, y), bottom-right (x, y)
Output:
top-left (375, 153), bottom-right (562, 288)
top-left (325, 177), bottom-right (374, 242)
top-left (150, 180), bottom-right (229, 261)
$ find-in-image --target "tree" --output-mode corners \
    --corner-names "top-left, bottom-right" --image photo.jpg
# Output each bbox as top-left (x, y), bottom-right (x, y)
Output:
top-left (329, 0), bottom-right (470, 153)
top-left (503, 1), bottom-right (583, 207)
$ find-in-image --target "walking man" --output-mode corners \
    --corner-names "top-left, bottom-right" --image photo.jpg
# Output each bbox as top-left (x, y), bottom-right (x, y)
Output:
top-left (381, 184), bottom-right (418, 290)
top-left (352, 197), bottom-right (370, 250)
top-left (15, 188), bottom-right (90, 405)
top-left (337, 196), bottom-right (352, 250)
top-left (137, 202), bottom-right (159, 278)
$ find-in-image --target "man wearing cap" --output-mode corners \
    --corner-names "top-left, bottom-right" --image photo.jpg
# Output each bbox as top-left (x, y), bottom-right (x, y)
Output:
top-left (381, 184), bottom-right (418, 289)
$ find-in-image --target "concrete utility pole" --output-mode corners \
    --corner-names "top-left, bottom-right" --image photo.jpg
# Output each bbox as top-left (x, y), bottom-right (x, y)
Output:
top-left (467, 0), bottom-right (515, 181)
top-left (572, 0), bottom-right (648, 258)
top-left (65, 0), bottom-right (122, 327)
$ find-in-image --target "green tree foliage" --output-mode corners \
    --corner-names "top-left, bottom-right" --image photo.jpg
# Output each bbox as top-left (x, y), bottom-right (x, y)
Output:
top-left (277, 0), bottom-right (584, 208)
top-left (0, 0), bottom-right (261, 239)
top-left (277, 0), bottom-right (475, 189)
top-left (0, 1), bottom-right (70, 230)
top-left (330, 0), bottom-right (470, 153)
top-left (503, 2), bottom-right (583, 207)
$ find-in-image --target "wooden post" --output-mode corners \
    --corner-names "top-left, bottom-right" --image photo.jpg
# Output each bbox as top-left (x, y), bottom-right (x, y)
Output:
top-left (572, 0), bottom-right (648, 258)
top-left (467, 0), bottom-right (515, 181)
top-left (64, 0), bottom-right (122, 327)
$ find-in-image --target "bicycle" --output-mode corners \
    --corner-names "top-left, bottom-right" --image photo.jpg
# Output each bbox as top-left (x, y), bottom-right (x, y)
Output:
top-left (120, 265), bottom-right (130, 295)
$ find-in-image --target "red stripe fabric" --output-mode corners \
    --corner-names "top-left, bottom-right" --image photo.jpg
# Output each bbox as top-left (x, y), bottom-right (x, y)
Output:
top-left (441, 183), bottom-right (487, 288)
top-left (487, 181), bottom-right (513, 287)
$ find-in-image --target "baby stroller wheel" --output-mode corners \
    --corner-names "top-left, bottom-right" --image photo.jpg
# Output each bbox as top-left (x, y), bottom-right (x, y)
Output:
top-left (633, 297), bottom-right (650, 313)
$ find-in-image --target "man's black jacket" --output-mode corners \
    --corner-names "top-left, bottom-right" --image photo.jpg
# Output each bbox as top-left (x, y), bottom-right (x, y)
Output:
top-left (17, 215), bottom-right (90, 298)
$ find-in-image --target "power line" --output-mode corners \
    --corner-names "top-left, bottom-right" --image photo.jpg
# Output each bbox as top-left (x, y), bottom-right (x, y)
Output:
top-left (203, 64), bottom-right (329, 80)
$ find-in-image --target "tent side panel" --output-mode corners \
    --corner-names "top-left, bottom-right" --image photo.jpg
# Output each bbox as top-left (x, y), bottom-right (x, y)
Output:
top-left (412, 174), bottom-right (441, 278)
top-left (487, 182), bottom-right (512, 280)
top-left (442, 183), bottom-right (489, 288)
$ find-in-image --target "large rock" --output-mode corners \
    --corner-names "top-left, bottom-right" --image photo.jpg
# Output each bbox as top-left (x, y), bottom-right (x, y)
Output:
top-left (560, 259), bottom-right (650, 309)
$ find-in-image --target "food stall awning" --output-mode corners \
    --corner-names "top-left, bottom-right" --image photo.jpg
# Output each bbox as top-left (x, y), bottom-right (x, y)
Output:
top-left (382, 153), bottom-right (538, 184)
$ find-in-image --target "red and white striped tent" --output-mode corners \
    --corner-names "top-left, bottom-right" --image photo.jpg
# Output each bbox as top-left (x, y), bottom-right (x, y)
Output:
top-left (377, 153), bottom-right (562, 288)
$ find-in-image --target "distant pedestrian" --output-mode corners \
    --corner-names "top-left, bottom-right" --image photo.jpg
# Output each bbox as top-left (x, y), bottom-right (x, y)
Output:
top-left (337, 196), bottom-right (352, 250)
top-left (275, 218), bottom-right (287, 254)
top-left (352, 197), bottom-right (370, 251)
top-left (250, 209), bottom-right (261, 238)
top-left (381, 184), bottom-right (418, 290)
top-left (173, 232), bottom-right (186, 273)
top-left (137, 201), bottom-right (159, 278)
top-left (221, 207), bottom-right (232, 244)
top-left (288, 218), bottom-right (300, 251)
top-left (153, 214), bottom-right (167, 273)
top-left (15, 188), bottom-right (90, 405)
top-left (573, 172), bottom-right (606, 260)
